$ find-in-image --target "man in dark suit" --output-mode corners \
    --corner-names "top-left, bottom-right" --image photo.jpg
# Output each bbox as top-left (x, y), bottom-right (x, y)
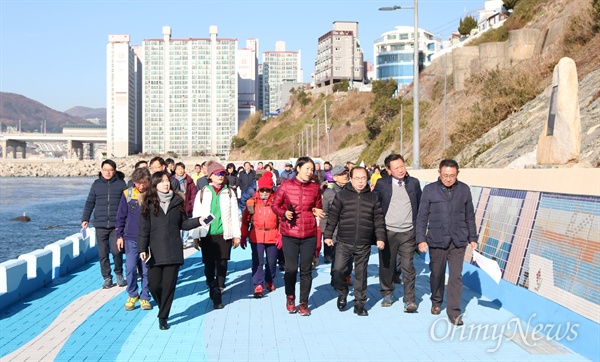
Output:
top-left (416, 159), bottom-right (478, 326)
top-left (238, 161), bottom-right (256, 194)
top-left (373, 154), bottom-right (421, 312)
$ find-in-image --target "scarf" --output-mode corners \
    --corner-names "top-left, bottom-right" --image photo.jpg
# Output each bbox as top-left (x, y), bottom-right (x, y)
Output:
top-left (158, 190), bottom-right (173, 214)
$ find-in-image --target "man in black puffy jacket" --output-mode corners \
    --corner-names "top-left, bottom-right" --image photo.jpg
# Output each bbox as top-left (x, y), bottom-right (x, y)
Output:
top-left (324, 167), bottom-right (385, 317)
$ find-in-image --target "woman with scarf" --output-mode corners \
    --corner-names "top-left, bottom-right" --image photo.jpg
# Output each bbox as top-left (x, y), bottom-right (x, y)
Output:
top-left (138, 171), bottom-right (202, 330)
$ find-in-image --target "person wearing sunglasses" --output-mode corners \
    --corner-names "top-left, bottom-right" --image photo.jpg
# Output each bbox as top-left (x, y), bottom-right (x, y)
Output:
top-left (240, 171), bottom-right (280, 298)
top-left (192, 162), bottom-right (241, 309)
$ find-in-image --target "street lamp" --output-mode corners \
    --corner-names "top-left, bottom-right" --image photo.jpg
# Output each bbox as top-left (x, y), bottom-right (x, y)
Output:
top-left (380, 1), bottom-right (420, 169)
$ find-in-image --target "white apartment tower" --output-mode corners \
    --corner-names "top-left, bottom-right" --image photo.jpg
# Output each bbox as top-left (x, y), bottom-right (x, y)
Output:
top-left (142, 26), bottom-right (238, 156)
top-left (106, 34), bottom-right (141, 157)
top-left (237, 39), bottom-right (259, 129)
top-left (262, 41), bottom-right (302, 116)
top-left (373, 26), bottom-right (441, 88)
top-left (315, 21), bottom-right (364, 88)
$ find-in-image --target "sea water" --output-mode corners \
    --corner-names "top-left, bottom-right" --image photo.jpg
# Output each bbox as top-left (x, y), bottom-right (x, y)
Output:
top-left (0, 177), bottom-right (95, 263)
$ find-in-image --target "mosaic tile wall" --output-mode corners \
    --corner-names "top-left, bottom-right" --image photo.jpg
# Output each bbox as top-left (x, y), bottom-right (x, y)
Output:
top-left (465, 185), bottom-right (599, 323)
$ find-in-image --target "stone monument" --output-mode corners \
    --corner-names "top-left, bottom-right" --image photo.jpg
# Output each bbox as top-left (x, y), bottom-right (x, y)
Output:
top-left (537, 57), bottom-right (581, 165)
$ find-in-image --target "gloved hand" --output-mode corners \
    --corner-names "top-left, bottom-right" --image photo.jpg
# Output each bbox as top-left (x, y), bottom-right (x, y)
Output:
top-left (240, 238), bottom-right (247, 249)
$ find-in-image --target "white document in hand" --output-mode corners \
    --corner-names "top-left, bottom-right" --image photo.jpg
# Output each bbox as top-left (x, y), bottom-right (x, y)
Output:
top-left (472, 250), bottom-right (502, 284)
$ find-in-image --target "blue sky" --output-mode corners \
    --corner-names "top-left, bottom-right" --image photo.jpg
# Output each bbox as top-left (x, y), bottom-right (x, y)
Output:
top-left (0, 0), bottom-right (483, 111)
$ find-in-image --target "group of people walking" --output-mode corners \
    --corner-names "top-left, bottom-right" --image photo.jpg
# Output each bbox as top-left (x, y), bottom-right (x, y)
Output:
top-left (82, 154), bottom-right (478, 330)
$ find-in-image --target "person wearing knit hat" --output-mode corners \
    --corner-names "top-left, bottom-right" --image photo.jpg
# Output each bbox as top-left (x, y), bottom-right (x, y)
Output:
top-left (240, 171), bottom-right (280, 298)
top-left (192, 161), bottom-right (241, 309)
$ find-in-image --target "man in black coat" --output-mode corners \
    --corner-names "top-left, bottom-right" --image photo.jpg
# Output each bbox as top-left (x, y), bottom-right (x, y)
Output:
top-left (324, 167), bottom-right (385, 316)
top-left (373, 154), bottom-right (422, 312)
top-left (417, 159), bottom-right (478, 326)
top-left (238, 161), bottom-right (256, 194)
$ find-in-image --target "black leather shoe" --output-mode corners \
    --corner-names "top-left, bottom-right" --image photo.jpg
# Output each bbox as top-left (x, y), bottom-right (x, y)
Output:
top-left (354, 306), bottom-right (368, 316)
top-left (214, 302), bottom-right (224, 309)
top-left (431, 306), bottom-right (441, 315)
top-left (449, 316), bottom-right (464, 326)
top-left (337, 295), bottom-right (347, 311)
top-left (159, 319), bottom-right (169, 330)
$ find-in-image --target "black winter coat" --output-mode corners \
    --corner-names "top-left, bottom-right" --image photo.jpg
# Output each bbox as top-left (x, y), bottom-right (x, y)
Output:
top-left (416, 179), bottom-right (478, 248)
top-left (238, 170), bottom-right (256, 193)
top-left (137, 194), bottom-right (201, 267)
top-left (82, 174), bottom-right (127, 229)
top-left (323, 183), bottom-right (386, 245)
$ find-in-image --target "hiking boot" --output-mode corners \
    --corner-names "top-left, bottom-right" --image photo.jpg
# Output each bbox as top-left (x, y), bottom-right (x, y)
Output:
top-left (254, 285), bottom-right (264, 298)
top-left (125, 296), bottom-right (139, 311)
top-left (381, 294), bottom-right (395, 307)
top-left (404, 301), bottom-right (418, 313)
top-left (140, 299), bottom-right (152, 310)
top-left (354, 306), bottom-right (368, 316)
top-left (337, 295), bottom-right (347, 311)
top-left (265, 282), bottom-right (275, 292)
top-left (102, 278), bottom-right (114, 289)
top-left (286, 296), bottom-right (297, 314)
top-left (298, 301), bottom-right (311, 316)
top-left (116, 274), bottom-right (126, 287)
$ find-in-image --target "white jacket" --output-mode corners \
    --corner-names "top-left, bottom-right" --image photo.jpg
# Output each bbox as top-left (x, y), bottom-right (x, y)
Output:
top-left (191, 185), bottom-right (241, 240)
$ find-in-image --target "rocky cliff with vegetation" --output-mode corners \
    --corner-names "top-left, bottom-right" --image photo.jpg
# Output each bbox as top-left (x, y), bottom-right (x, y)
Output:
top-left (230, 0), bottom-right (600, 168)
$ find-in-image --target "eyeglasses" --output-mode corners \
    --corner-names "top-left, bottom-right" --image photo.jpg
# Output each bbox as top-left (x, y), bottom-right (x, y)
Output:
top-left (259, 188), bottom-right (273, 193)
top-left (213, 171), bottom-right (226, 177)
top-left (440, 174), bottom-right (457, 180)
top-left (352, 176), bottom-right (368, 181)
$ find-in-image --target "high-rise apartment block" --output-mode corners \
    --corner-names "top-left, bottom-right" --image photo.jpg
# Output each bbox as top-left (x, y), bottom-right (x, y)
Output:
top-left (237, 39), bottom-right (259, 129)
top-left (142, 26), bottom-right (238, 156)
top-left (315, 21), bottom-right (364, 88)
top-left (262, 41), bottom-right (302, 116)
top-left (373, 26), bottom-right (441, 88)
top-left (106, 34), bottom-right (142, 157)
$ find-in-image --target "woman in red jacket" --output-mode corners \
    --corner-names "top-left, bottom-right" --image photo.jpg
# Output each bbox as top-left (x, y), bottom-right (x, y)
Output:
top-left (271, 157), bottom-right (325, 316)
top-left (241, 171), bottom-right (279, 298)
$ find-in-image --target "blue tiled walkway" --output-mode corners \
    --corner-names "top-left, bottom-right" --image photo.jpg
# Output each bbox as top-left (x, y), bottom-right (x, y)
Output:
top-left (1, 248), bottom-right (590, 362)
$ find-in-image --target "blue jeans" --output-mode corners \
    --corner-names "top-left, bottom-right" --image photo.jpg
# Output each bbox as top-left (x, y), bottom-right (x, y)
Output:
top-left (125, 239), bottom-right (150, 300)
top-left (250, 243), bottom-right (278, 287)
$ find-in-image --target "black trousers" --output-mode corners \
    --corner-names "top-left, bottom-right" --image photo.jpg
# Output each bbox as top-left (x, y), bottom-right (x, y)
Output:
top-left (147, 264), bottom-right (180, 320)
top-left (378, 229), bottom-right (416, 302)
top-left (429, 243), bottom-right (466, 319)
top-left (201, 234), bottom-right (231, 289)
top-left (332, 242), bottom-right (371, 308)
top-left (95, 227), bottom-right (123, 280)
top-left (282, 235), bottom-right (316, 303)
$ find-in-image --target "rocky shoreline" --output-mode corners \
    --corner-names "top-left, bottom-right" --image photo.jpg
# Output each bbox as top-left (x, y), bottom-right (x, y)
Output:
top-left (0, 157), bottom-right (219, 178)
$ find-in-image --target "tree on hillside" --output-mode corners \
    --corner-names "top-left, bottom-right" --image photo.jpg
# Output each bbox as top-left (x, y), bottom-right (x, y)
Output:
top-left (458, 15), bottom-right (478, 36)
top-left (333, 79), bottom-right (350, 92)
top-left (502, 0), bottom-right (519, 11)
top-left (365, 79), bottom-right (402, 140)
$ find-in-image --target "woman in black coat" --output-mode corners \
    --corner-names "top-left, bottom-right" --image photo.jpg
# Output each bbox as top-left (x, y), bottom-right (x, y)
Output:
top-left (138, 171), bottom-right (202, 330)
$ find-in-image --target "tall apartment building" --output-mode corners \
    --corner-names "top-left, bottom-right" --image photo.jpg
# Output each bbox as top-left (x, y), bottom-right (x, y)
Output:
top-left (106, 34), bottom-right (142, 157)
top-left (373, 26), bottom-right (441, 88)
top-left (142, 26), bottom-right (238, 156)
top-left (237, 39), bottom-right (259, 129)
top-left (262, 41), bottom-right (302, 116)
top-left (315, 21), bottom-right (364, 88)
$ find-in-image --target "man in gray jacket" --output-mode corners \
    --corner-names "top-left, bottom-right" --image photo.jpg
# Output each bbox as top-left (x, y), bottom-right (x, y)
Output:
top-left (417, 159), bottom-right (478, 326)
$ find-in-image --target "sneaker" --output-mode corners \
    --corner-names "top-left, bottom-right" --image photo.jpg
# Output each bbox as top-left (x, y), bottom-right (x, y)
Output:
top-left (254, 285), bottom-right (264, 298)
top-left (124, 296), bottom-right (139, 311)
top-left (381, 294), bottom-right (395, 307)
top-left (116, 274), bottom-right (126, 287)
top-left (265, 282), bottom-right (275, 292)
top-left (404, 301), bottom-right (418, 313)
top-left (345, 275), bottom-right (353, 286)
top-left (298, 301), bottom-right (311, 316)
top-left (102, 278), bottom-right (114, 289)
top-left (140, 299), bottom-right (152, 310)
top-left (286, 296), bottom-right (297, 314)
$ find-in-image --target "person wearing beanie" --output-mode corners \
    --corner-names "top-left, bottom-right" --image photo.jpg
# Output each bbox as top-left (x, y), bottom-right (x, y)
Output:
top-left (191, 162), bottom-right (241, 309)
top-left (240, 171), bottom-right (280, 298)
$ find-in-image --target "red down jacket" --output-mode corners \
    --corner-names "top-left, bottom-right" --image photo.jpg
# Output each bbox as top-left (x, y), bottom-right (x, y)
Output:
top-left (241, 191), bottom-right (279, 244)
top-left (271, 177), bottom-right (323, 239)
